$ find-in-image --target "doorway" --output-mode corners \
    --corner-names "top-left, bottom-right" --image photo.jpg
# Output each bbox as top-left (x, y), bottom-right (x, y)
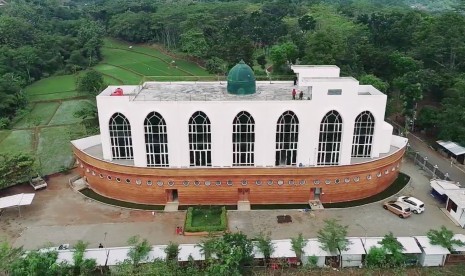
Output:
top-left (238, 188), bottom-right (250, 201)
top-left (166, 189), bottom-right (178, 202)
top-left (311, 188), bottom-right (322, 200)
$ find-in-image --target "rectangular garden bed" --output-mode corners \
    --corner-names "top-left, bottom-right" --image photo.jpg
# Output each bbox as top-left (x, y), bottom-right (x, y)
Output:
top-left (184, 206), bottom-right (228, 234)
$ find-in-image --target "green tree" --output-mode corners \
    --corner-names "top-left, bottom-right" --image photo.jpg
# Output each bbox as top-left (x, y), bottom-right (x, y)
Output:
top-left (0, 153), bottom-right (35, 189)
top-left (317, 219), bottom-right (349, 254)
top-left (255, 231), bottom-right (274, 266)
top-left (164, 242), bottom-right (180, 261)
top-left (0, 241), bottom-right (23, 275)
top-left (180, 29), bottom-right (209, 58)
top-left (359, 74), bottom-right (389, 93)
top-left (270, 42), bottom-right (298, 71)
top-left (291, 233), bottom-right (307, 264)
top-left (206, 232), bottom-right (253, 275)
top-left (379, 232), bottom-right (406, 267)
top-left (197, 234), bottom-right (218, 260)
top-left (427, 226), bottom-right (465, 252)
top-left (256, 54), bottom-right (267, 70)
top-left (298, 15), bottom-right (316, 33)
top-left (205, 57), bottom-right (226, 75)
top-left (10, 249), bottom-right (65, 275)
top-left (69, 240), bottom-right (97, 275)
top-left (416, 106), bottom-right (438, 132)
top-left (76, 70), bottom-right (105, 95)
top-left (126, 235), bottom-right (151, 268)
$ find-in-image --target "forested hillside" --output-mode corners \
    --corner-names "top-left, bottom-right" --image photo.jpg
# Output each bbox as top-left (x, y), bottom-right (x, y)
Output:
top-left (1, 0), bottom-right (465, 145)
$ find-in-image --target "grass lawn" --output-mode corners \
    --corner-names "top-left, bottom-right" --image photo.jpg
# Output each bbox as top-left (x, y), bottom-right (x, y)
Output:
top-left (36, 125), bottom-right (86, 175)
top-left (24, 75), bottom-right (77, 96)
top-left (13, 102), bottom-right (61, 128)
top-left (48, 100), bottom-right (94, 125)
top-left (0, 130), bottom-right (11, 144)
top-left (191, 207), bottom-right (223, 227)
top-left (0, 130), bottom-right (34, 155)
top-left (94, 64), bottom-right (143, 84)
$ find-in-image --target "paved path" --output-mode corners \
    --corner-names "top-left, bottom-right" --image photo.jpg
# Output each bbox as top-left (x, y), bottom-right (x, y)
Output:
top-left (407, 133), bottom-right (465, 184)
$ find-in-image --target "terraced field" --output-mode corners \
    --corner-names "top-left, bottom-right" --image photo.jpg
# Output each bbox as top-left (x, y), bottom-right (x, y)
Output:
top-left (0, 38), bottom-right (210, 176)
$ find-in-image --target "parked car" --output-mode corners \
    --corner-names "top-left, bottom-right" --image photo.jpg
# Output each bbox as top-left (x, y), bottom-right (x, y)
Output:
top-left (383, 201), bottom-right (411, 218)
top-left (397, 196), bottom-right (425, 214)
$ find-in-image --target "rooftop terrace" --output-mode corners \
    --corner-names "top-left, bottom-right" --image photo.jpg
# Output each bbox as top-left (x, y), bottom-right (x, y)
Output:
top-left (98, 81), bottom-right (383, 102)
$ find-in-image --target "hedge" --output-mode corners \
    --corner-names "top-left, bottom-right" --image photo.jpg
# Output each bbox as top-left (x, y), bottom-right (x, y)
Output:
top-left (184, 206), bottom-right (227, 232)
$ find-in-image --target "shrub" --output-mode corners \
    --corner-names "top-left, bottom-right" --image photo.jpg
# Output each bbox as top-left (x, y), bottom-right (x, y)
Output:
top-left (184, 206), bottom-right (227, 232)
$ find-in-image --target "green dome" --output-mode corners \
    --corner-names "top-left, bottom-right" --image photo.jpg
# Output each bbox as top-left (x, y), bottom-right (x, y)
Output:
top-left (227, 60), bottom-right (256, 95)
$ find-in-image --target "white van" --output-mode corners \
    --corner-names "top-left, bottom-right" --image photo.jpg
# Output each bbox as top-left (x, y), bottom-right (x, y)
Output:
top-left (397, 196), bottom-right (425, 214)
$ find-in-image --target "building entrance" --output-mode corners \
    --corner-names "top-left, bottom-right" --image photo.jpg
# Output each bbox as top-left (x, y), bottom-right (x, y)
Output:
top-left (166, 189), bottom-right (178, 202)
top-left (238, 188), bottom-right (250, 201)
top-left (311, 188), bottom-right (322, 200)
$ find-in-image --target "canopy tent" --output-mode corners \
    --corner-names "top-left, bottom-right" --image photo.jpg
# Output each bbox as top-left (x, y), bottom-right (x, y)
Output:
top-left (0, 193), bottom-right (35, 217)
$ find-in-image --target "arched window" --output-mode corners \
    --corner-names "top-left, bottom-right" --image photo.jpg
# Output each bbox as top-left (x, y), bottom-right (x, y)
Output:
top-left (109, 112), bottom-right (133, 159)
top-left (352, 111), bottom-right (375, 158)
top-left (317, 110), bottom-right (342, 166)
top-left (233, 111), bottom-right (255, 166)
top-left (144, 112), bottom-right (169, 167)
top-left (188, 111), bottom-right (211, 167)
top-left (275, 111), bottom-right (299, 166)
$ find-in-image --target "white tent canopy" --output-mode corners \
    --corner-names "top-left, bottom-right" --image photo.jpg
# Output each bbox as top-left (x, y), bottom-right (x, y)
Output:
top-left (0, 193), bottom-right (35, 217)
top-left (0, 193), bottom-right (35, 209)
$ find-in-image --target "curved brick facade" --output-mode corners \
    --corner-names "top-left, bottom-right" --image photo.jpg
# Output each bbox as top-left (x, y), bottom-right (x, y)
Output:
top-left (73, 146), bottom-right (405, 205)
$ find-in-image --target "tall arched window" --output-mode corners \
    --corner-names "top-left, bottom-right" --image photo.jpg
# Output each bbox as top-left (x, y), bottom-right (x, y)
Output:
top-left (317, 110), bottom-right (343, 166)
top-left (352, 111), bottom-right (375, 158)
top-left (188, 111), bottom-right (211, 167)
top-left (109, 112), bottom-right (133, 159)
top-left (144, 112), bottom-right (169, 167)
top-left (276, 111), bottom-right (299, 166)
top-left (233, 111), bottom-right (255, 166)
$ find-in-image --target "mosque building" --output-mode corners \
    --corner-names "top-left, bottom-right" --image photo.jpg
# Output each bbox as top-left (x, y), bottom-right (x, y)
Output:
top-left (72, 61), bottom-right (407, 208)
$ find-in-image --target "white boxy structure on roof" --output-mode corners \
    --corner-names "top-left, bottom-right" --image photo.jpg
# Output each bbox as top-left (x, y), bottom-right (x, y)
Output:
top-left (340, 238), bottom-right (365, 268)
top-left (302, 239), bottom-right (334, 267)
top-left (414, 236), bottom-right (450, 267)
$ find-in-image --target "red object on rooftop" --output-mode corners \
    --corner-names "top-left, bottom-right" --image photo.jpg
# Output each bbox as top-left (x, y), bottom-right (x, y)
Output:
top-left (111, 87), bottom-right (124, 96)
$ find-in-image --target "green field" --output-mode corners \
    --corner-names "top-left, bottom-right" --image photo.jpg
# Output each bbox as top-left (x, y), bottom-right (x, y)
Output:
top-left (0, 130), bottom-right (34, 155)
top-left (94, 64), bottom-right (143, 84)
top-left (24, 75), bottom-right (77, 96)
top-left (37, 125), bottom-right (86, 175)
top-left (1, 38), bottom-right (210, 177)
top-left (48, 100), bottom-right (94, 125)
top-left (13, 102), bottom-right (61, 128)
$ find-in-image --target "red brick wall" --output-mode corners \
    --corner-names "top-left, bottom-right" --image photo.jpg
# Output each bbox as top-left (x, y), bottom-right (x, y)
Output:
top-left (74, 146), bottom-right (405, 205)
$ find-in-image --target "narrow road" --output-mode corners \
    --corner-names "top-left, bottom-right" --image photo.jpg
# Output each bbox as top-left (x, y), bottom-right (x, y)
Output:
top-left (407, 133), bottom-right (465, 184)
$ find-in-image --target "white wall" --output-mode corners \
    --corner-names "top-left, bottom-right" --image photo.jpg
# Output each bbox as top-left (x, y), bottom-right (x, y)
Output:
top-left (96, 91), bottom-right (390, 168)
top-left (447, 199), bottom-right (465, 228)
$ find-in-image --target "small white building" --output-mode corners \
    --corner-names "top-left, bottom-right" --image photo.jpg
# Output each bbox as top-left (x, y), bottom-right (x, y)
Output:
top-left (340, 238), bottom-right (365, 268)
top-left (430, 179), bottom-right (462, 203)
top-left (302, 239), bottom-right (335, 267)
top-left (361, 237), bottom-right (383, 252)
top-left (444, 190), bottom-right (465, 228)
top-left (270, 239), bottom-right (296, 259)
top-left (177, 244), bottom-right (204, 262)
top-left (414, 236), bottom-right (450, 267)
top-left (396, 237), bottom-right (422, 265)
